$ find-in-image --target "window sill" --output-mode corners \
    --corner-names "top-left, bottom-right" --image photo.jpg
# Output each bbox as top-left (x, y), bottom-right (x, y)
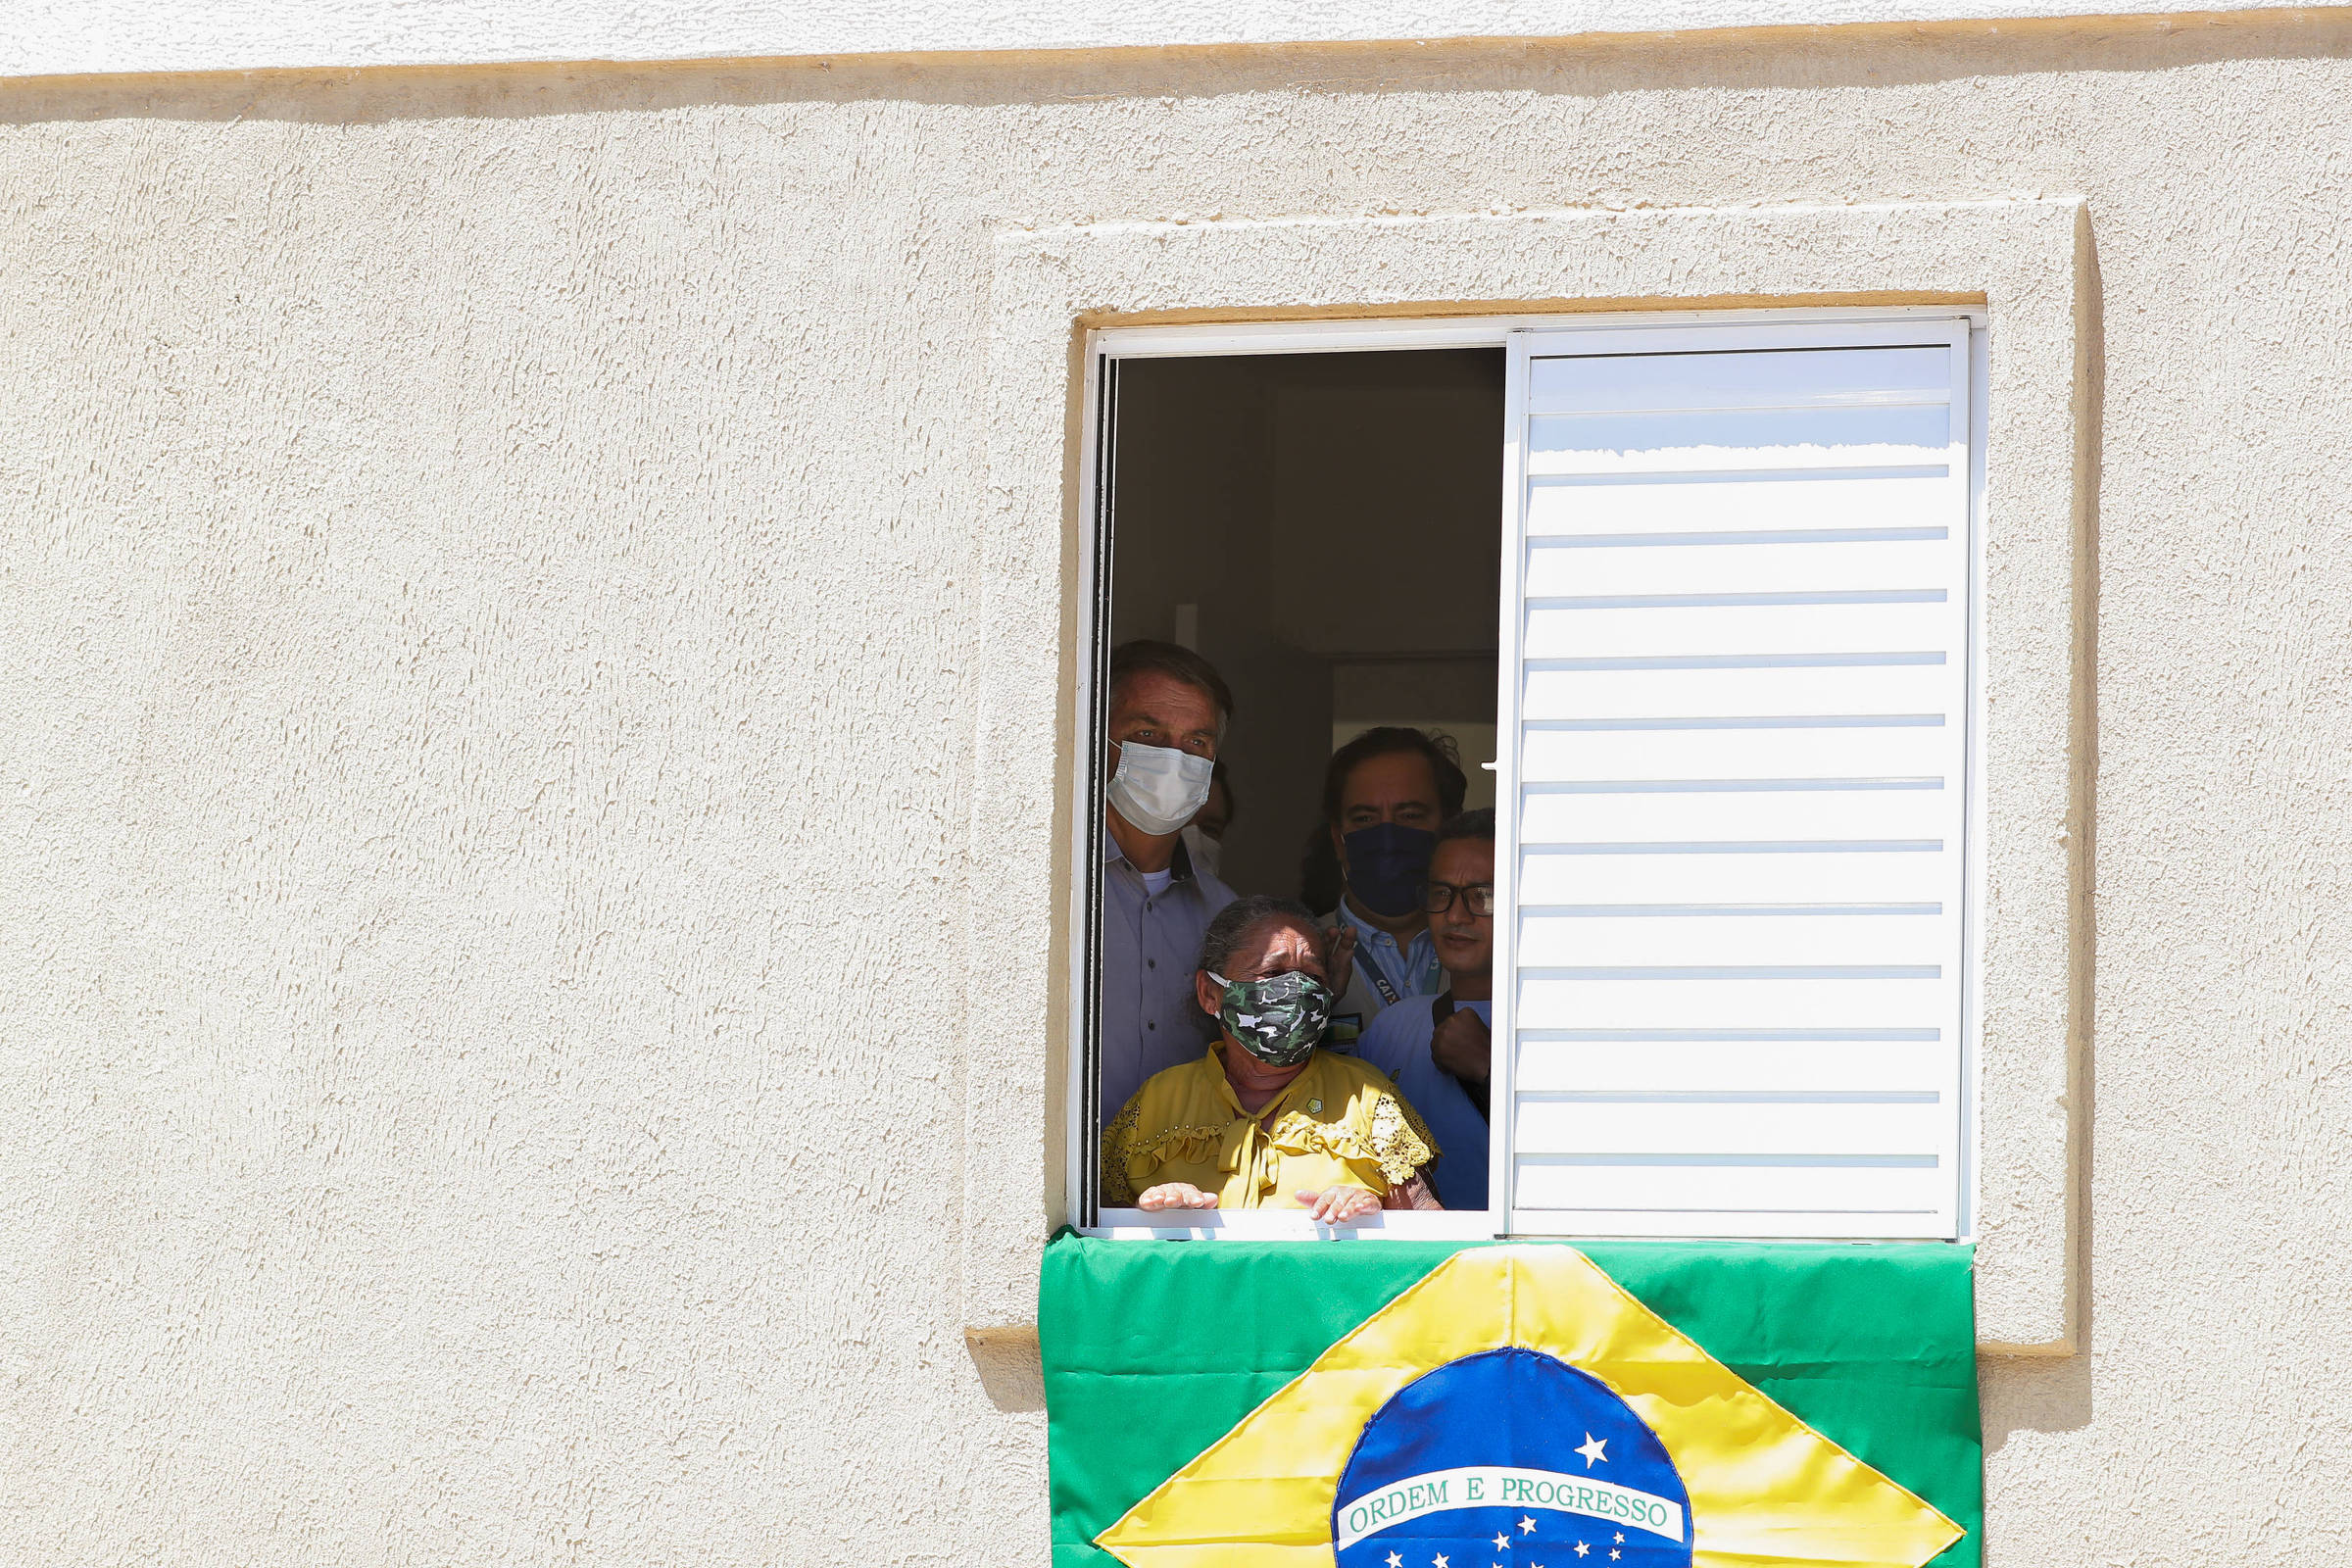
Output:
top-left (1087, 1208), bottom-right (1503, 1241)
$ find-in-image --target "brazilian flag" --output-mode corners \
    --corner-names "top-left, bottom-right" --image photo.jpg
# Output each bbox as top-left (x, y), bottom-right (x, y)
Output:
top-left (1042, 1237), bottom-right (1978, 1568)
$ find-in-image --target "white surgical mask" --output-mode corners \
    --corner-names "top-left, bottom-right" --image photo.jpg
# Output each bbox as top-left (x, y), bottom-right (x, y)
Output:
top-left (1106, 741), bottom-right (1214, 837)
top-left (1181, 824), bottom-right (1223, 878)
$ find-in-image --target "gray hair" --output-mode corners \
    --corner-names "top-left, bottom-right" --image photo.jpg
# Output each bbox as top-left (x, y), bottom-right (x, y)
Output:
top-left (1196, 894), bottom-right (1321, 977)
top-left (1109, 639), bottom-right (1235, 729)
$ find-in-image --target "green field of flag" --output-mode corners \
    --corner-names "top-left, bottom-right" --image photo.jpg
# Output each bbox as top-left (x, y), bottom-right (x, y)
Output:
top-left (1041, 1237), bottom-right (1979, 1568)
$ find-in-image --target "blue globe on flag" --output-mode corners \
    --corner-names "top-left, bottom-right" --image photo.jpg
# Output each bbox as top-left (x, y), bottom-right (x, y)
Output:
top-left (1333, 1348), bottom-right (1693, 1568)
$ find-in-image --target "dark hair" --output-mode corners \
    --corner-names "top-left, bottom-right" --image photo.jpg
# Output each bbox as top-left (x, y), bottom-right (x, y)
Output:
top-left (1197, 894), bottom-right (1321, 977)
top-left (1208, 760), bottom-right (1237, 824)
top-left (1108, 640), bottom-right (1234, 728)
top-left (1436, 807), bottom-right (1495, 845)
top-left (1320, 727), bottom-right (1468, 825)
top-left (1297, 823), bottom-right (1343, 912)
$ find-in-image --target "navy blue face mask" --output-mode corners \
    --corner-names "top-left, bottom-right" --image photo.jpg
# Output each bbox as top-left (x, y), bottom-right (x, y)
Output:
top-left (1342, 823), bottom-right (1437, 918)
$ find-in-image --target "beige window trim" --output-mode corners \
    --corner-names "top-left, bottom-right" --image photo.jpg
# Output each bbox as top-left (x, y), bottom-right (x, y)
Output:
top-left (965, 198), bottom-right (2093, 1353)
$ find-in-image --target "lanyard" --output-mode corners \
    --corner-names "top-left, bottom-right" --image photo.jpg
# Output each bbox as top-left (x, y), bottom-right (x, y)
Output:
top-left (1356, 937), bottom-right (1406, 1006)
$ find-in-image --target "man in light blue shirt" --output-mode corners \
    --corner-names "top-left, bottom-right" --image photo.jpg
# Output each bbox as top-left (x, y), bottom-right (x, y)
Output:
top-left (1356, 808), bottom-right (1494, 1210)
top-left (1100, 831), bottom-right (1234, 1123)
top-left (1316, 727), bottom-right (1466, 1053)
top-left (1097, 641), bottom-right (1238, 1125)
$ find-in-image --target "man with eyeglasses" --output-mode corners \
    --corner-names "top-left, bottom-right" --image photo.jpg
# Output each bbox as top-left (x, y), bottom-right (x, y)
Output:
top-left (1354, 808), bottom-right (1494, 1209)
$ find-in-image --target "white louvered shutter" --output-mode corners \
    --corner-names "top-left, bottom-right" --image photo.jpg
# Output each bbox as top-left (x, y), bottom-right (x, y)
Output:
top-left (1497, 318), bottom-right (1974, 1241)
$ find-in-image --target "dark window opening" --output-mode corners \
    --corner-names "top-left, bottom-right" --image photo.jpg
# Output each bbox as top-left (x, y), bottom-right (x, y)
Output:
top-left (1084, 347), bottom-right (1506, 1220)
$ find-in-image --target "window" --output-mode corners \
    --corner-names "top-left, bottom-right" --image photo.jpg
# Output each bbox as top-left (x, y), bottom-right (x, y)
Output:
top-left (1073, 311), bottom-right (1980, 1244)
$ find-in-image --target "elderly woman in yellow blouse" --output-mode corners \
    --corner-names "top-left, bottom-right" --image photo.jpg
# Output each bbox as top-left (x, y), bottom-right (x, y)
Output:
top-left (1102, 895), bottom-right (1443, 1221)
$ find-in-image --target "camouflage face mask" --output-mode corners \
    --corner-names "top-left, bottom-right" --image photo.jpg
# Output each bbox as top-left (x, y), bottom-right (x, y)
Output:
top-left (1207, 969), bottom-right (1334, 1067)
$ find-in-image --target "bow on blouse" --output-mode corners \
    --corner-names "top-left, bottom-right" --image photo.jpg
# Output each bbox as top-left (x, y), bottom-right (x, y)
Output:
top-left (1215, 1113), bottom-right (1379, 1200)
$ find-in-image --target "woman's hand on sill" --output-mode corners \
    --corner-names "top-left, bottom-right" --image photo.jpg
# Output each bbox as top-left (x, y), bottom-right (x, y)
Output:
top-left (1137, 1183), bottom-right (1219, 1212)
top-left (1296, 1187), bottom-right (1382, 1224)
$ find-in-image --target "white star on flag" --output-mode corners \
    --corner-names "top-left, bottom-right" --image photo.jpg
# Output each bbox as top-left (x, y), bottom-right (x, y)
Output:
top-left (1494, 1535), bottom-right (1511, 1551)
top-left (1573, 1544), bottom-right (1589, 1558)
top-left (1575, 1434), bottom-right (1608, 1468)
top-left (1387, 1555), bottom-right (1402, 1568)
top-left (1609, 1554), bottom-right (1620, 1562)
top-left (1613, 1535), bottom-right (1625, 1545)
top-left (1519, 1517), bottom-right (1538, 1536)
top-left (1435, 1556), bottom-right (1449, 1568)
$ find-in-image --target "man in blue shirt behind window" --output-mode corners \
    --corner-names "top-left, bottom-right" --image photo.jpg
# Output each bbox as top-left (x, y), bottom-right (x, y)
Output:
top-left (1097, 640), bottom-right (1242, 1127)
top-left (1317, 727), bottom-right (1467, 1054)
top-left (1355, 808), bottom-right (1494, 1210)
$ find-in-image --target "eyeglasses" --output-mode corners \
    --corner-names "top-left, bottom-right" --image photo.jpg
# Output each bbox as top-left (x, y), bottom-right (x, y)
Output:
top-left (1422, 881), bottom-right (1494, 916)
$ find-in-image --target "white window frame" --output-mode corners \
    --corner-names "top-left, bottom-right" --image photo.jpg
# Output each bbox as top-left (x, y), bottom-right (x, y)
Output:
top-left (1068, 306), bottom-right (1985, 1245)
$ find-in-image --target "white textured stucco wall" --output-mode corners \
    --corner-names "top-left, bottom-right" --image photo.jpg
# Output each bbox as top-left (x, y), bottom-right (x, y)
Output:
top-left (2, 12), bottom-right (2350, 1565)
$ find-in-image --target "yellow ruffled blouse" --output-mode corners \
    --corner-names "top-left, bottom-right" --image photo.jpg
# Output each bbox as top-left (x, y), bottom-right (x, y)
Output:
top-left (1102, 1046), bottom-right (1441, 1209)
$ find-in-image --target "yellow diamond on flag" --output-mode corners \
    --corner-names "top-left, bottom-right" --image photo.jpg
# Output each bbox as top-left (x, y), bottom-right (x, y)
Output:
top-left (1096, 1246), bottom-right (1963, 1568)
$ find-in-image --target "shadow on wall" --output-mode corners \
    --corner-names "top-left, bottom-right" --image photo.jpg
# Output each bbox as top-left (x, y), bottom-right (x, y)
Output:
top-left (1980, 1351), bottom-right (2089, 1452)
top-left (6, 13), bottom-right (2352, 124)
top-left (965, 1327), bottom-right (1046, 1414)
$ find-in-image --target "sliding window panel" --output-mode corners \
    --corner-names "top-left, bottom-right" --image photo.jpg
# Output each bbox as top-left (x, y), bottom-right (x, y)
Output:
top-left (1499, 320), bottom-right (1973, 1241)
